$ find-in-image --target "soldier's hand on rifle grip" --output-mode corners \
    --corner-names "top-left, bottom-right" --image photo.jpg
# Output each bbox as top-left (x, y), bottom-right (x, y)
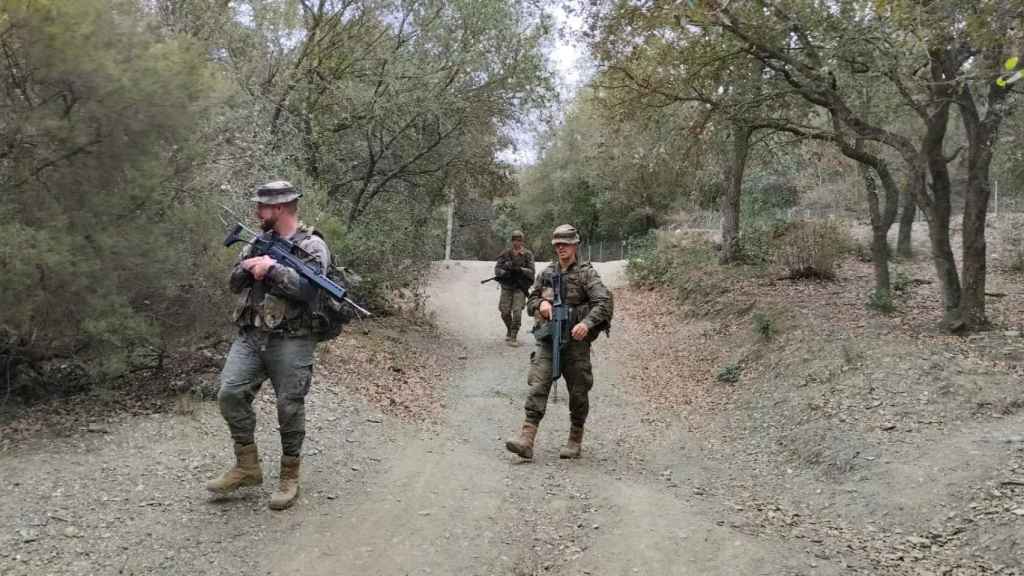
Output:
top-left (539, 300), bottom-right (553, 320)
top-left (242, 255), bottom-right (275, 281)
top-left (571, 322), bottom-right (589, 341)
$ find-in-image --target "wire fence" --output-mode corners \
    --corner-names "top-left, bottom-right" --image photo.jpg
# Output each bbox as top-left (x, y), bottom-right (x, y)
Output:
top-left (582, 239), bottom-right (635, 262)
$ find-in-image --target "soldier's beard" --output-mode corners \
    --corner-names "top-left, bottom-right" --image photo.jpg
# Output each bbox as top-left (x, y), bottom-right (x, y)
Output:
top-left (260, 217), bottom-right (276, 232)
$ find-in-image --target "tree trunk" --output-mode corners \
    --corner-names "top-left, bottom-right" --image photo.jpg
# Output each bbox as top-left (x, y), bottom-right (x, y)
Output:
top-left (862, 165), bottom-right (890, 293)
top-left (719, 123), bottom-right (752, 264)
top-left (914, 53), bottom-right (963, 330)
top-left (960, 157), bottom-right (991, 330)
top-left (845, 135), bottom-right (899, 295)
top-left (956, 48), bottom-right (1010, 330)
top-left (896, 182), bottom-right (915, 257)
top-left (922, 168), bottom-right (962, 328)
top-left (922, 141), bottom-right (963, 328)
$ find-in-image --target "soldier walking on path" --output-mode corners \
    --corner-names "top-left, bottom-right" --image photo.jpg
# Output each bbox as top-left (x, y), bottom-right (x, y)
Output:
top-left (494, 230), bottom-right (535, 346)
top-left (206, 180), bottom-right (330, 510)
top-left (505, 224), bottom-right (613, 460)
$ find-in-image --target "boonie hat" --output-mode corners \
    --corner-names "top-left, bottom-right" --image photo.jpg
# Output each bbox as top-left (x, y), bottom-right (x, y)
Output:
top-left (251, 180), bottom-right (302, 205)
top-left (551, 224), bottom-right (580, 245)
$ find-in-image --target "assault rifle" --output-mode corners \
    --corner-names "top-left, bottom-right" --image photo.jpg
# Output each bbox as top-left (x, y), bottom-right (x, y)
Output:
top-left (223, 222), bottom-right (370, 317)
top-left (549, 269), bottom-right (570, 394)
top-left (481, 266), bottom-right (531, 296)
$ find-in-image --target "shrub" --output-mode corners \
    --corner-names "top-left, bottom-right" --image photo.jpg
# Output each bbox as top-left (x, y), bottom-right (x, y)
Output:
top-left (752, 312), bottom-right (775, 341)
top-left (739, 219), bottom-right (789, 265)
top-left (626, 230), bottom-right (717, 288)
top-left (773, 220), bottom-right (854, 280)
top-left (892, 269), bottom-right (913, 294)
top-left (717, 363), bottom-right (741, 383)
top-left (866, 288), bottom-right (896, 313)
top-left (738, 176), bottom-right (799, 264)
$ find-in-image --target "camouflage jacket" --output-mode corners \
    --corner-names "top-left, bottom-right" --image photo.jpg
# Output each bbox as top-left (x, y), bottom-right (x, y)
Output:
top-left (527, 260), bottom-right (613, 341)
top-left (229, 225), bottom-right (331, 335)
top-left (495, 248), bottom-right (535, 292)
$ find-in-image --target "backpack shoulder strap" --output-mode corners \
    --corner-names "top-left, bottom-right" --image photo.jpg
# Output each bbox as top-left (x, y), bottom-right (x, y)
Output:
top-left (289, 226), bottom-right (326, 264)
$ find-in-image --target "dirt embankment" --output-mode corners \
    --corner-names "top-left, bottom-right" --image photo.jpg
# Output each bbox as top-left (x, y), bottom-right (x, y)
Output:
top-left (608, 235), bottom-right (1024, 575)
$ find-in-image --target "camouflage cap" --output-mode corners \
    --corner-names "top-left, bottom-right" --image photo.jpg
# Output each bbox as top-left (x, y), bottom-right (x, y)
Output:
top-left (550, 224), bottom-right (580, 245)
top-left (251, 180), bottom-right (302, 205)
top-left (510, 230), bottom-right (525, 241)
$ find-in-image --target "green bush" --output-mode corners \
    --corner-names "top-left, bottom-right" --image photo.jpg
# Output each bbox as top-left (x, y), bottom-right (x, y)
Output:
top-left (737, 176), bottom-right (799, 264)
top-left (739, 219), bottom-right (789, 265)
top-left (0, 2), bottom-right (229, 401)
top-left (717, 363), bottom-right (741, 383)
top-left (752, 312), bottom-right (775, 341)
top-left (741, 175), bottom-right (800, 219)
top-left (627, 231), bottom-right (717, 288)
top-left (772, 220), bottom-right (854, 280)
top-left (866, 288), bottom-right (896, 314)
top-left (313, 198), bottom-right (440, 314)
top-left (892, 269), bottom-right (913, 294)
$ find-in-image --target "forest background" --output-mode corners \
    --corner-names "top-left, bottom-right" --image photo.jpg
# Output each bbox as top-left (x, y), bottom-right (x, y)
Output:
top-left (1, 0), bottom-right (1021, 403)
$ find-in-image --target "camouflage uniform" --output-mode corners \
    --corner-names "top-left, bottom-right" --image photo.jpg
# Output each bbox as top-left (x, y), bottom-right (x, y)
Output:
top-left (209, 180), bottom-right (330, 510)
top-left (505, 223), bottom-right (613, 461)
top-left (494, 242), bottom-right (535, 340)
top-left (218, 227), bottom-right (329, 457)
top-left (216, 182), bottom-right (330, 459)
top-left (523, 260), bottom-right (612, 428)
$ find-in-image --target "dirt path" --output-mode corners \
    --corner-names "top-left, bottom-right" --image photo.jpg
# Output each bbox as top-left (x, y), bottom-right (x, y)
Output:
top-left (0, 260), bottom-right (861, 575)
top-left (269, 260), bottom-right (841, 576)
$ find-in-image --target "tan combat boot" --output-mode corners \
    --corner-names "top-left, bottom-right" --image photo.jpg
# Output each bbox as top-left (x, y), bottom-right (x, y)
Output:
top-left (505, 422), bottom-right (538, 459)
top-left (559, 426), bottom-right (584, 459)
top-left (269, 455), bottom-right (301, 510)
top-left (206, 443), bottom-right (263, 493)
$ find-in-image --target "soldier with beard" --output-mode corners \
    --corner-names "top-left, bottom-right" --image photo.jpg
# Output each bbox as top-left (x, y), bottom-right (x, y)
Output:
top-left (206, 180), bottom-right (330, 510)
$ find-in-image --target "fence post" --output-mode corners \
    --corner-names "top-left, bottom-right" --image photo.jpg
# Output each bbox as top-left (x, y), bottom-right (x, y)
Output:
top-left (444, 192), bottom-right (454, 260)
top-left (994, 178), bottom-right (999, 219)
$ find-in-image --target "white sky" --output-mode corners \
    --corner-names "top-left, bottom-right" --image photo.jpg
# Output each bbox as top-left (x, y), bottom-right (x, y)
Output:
top-left (550, 6), bottom-right (589, 94)
top-left (498, 5), bottom-right (591, 166)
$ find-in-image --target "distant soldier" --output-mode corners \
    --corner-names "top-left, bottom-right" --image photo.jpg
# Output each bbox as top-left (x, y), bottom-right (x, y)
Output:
top-left (494, 230), bottom-right (535, 346)
top-left (505, 224), bottom-right (613, 460)
top-left (206, 180), bottom-right (329, 510)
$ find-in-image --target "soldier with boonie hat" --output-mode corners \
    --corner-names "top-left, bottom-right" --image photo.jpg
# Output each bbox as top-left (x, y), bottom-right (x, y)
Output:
top-left (207, 179), bottom-right (329, 511)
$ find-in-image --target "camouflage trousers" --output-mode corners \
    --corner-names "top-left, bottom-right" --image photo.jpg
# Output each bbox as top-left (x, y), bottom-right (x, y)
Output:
top-left (498, 286), bottom-right (526, 333)
top-left (217, 329), bottom-right (316, 457)
top-left (524, 340), bottom-right (594, 428)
